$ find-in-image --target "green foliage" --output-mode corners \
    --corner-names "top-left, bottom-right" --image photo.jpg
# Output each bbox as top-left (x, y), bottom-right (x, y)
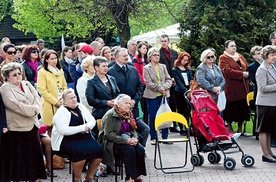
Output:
top-left (178, 0), bottom-right (276, 67)
top-left (0, 0), bottom-right (13, 21)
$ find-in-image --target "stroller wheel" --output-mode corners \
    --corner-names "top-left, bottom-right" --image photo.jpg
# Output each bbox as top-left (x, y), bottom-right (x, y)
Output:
top-left (191, 154), bottom-right (201, 166)
top-left (224, 157), bottom-right (236, 170)
top-left (241, 155), bottom-right (255, 167)
top-left (199, 154), bottom-right (204, 166)
top-left (215, 152), bottom-right (221, 163)
top-left (208, 152), bottom-right (217, 164)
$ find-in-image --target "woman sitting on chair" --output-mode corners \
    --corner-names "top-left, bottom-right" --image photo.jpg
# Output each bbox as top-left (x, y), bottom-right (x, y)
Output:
top-left (98, 94), bottom-right (146, 182)
top-left (51, 88), bottom-right (103, 182)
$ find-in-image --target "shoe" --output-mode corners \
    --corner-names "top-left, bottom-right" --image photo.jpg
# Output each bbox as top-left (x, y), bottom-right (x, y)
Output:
top-left (150, 140), bottom-right (156, 145)
top-left (262, 156), bottom-right (276, 163)
top-left (169, 127), bottom-right (180, 133)
top-left (84, 178), bottom-right (98, 182)
top-left (180, 130), bottom-right (187, 136)
top-left (46, 170), bottom-right (58, 177)
top-left (272, 155), bottom-right (276, 159)
top-left (271, 141), bottom-right (276, 147)
top-left (106, 166), bottom-right (119, 175)
top-left (232, 133), bottom-right (241, 141)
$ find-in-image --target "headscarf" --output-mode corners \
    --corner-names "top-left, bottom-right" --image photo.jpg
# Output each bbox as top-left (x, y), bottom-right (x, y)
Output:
top-left (114, 105), bottom-right (137, 130)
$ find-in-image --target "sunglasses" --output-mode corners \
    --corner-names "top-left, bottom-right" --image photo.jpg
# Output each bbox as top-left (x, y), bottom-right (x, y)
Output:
top-left (152, 54), bottom-right (160, 57)
top-left (207, 55), bottom-right (215, 59)
top-left (31, 50), bottom-right (39, 54)
top-left (7, 51), bottom-right (17, 55)
top-left (11, 72), bottom-right (22, 77)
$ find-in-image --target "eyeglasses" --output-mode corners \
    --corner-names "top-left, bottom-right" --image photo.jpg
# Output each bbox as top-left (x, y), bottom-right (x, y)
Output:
top-left (152, 54), bottom-right (160, 57)
top-left (11, 72), bottom-right (22, 77)
top-left (207, 55), bottom-right (215, 59)
top-left (31, 50), bottom-right (39, 54)
top-left (6, 51), bottom-right (16, 55)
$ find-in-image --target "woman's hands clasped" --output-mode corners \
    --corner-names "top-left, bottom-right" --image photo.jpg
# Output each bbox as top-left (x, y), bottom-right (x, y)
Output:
top-left (127, 138), bottom-right (138, 146)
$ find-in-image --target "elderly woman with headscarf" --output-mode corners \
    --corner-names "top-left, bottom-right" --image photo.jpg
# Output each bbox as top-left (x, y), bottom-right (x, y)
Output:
top-left (98, 94), bottom-right (146, 182)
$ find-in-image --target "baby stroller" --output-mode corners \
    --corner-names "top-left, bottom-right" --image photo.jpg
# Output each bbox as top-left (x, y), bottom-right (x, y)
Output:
top-left (188, 90), bottom-right (254, 170)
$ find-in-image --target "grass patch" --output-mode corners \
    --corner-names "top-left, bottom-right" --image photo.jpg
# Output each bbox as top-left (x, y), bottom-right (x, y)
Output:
top-left (231, 118), bottom-right (253, 134)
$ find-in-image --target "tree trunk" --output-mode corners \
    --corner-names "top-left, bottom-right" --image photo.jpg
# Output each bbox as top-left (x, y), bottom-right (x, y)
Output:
top-left (109, 1), bottom-right (131, 47)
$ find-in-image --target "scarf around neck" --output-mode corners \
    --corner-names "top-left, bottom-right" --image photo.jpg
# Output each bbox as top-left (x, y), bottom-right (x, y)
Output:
top-left (224, 51), bottom-right (240, 61)
top-left (83, 71), bottom-right (94, 79)
top-left (26, 59), bottom-right (39, 83)
top-left (64, 56), bottom-right (74, 65)
top-left (114, 105), bottom-right (137, 130)
top-left (47, 64), bottom-right (61, 75)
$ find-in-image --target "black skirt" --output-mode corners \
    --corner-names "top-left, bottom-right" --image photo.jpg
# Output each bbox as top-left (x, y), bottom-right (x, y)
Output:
top-left (223, 99), bottom-right (249, 123)
top-left (0, 126), bottom-right (46, 181)
top-left (256, 105), bottom-right (276, 134)
top-left (60, 133), bottom-right (103, 162)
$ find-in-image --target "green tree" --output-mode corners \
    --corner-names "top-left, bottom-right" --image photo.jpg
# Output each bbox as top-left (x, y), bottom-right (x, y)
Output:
top-left (0, 0), bottom-right (13, 21)
top-left (12, 0), bottom-right (186, 46)
top-left (178, 0), bottom-right (276, 67)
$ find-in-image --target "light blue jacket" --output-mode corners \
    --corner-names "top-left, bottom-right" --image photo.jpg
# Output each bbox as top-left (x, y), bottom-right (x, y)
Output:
top-left (196, 63), bottom-right (226, 101)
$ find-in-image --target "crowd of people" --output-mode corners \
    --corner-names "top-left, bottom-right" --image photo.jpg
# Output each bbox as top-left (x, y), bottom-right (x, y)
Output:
top-left (0, 32), bottom-right (276, 182)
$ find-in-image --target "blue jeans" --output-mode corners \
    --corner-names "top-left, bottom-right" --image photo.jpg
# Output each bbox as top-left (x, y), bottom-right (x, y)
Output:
top-left (146, 96), bottom-right (169, 140)
top-left (136, 119), bottom-right (150, 147)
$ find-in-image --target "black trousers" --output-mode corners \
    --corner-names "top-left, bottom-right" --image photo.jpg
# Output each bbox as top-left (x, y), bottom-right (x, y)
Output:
top-left (113, 143), bottom-right (146, 180)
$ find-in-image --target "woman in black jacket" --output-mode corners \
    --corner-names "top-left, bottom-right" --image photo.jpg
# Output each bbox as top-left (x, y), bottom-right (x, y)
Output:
top-left (172, 52), bottom-right (193, 135)
top-left (86, 57), bottom-right (120, 134)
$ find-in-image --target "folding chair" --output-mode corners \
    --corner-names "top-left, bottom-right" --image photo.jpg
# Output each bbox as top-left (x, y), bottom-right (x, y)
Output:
top-left (50, 149), bottom-right (74, 182)
top-left (154, 112), bottom-right (194, 174)
top-left (244, 92), bottom-right (255, 134)
top-left (114, 150), bottom-right (124, 182)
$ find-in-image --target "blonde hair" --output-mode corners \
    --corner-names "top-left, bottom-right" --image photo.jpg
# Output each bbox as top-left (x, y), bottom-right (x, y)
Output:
top-left (81, 55), bottom-right (94, 72)
top-left (200, 49), bottom-right (216, 63)
top-left (262, 45), bottom-right (276, 60)
top-left (61, 88), bottom-right (75, 101)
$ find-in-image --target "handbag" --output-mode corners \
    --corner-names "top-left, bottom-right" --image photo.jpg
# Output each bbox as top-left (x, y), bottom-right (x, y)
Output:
top-left (217, 91), bottom-right (226, 111)
top-left (156, 96), bottom-right (173, 129)
top-left (53, 155), bottom-right (65, 169)
top-left (187, 68), bottom-right (206, 99)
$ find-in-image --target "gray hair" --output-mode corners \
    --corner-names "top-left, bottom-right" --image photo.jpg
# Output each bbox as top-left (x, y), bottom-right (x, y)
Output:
top-left (114, 47), bottom-right (127, 58)
top-left (90, 41), bottom-right (101, 49)
top-left (147, 47), bottom-right (159, 59)
top-left (127, 40), bottom-right (136, 47)
top-left (114, 94), bottom-right (131, 106)
top-left (200, 49), bottom-right (216, 63)
top-left (1, 62), bottom-right (23, 82)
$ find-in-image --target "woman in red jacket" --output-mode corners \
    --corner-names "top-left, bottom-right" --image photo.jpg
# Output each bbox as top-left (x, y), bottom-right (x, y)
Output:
top-left (219, 40), bottom-right (249, 134)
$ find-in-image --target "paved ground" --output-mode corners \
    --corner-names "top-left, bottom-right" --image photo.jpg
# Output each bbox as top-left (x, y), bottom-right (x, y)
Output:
top-left (41, 133), bottom-right (276, 182)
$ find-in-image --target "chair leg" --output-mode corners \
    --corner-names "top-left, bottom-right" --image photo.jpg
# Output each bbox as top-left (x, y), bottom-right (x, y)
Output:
top-left (51, 149), bottom-right (54, 182)
top-left (120, 154), bottom-right (123, 180)
top-left (115, 160), bottom-right (118, 182)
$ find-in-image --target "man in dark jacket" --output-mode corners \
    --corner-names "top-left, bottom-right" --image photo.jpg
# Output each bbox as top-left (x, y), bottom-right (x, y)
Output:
top-left (159, 34), bottom-right (179, 132)
top-left (108, 47), bottom-right (149, 147)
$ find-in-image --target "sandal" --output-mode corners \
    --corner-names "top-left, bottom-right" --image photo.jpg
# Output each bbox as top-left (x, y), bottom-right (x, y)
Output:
top-left (46, 170), bottom-right (58, 177)
top-left (83, 177), bottom-right (98, 182)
